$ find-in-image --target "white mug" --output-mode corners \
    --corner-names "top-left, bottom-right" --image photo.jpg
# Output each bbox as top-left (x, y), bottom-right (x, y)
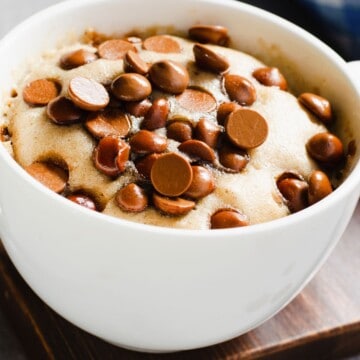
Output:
top-left (0, 0), bottom-right (359, 352)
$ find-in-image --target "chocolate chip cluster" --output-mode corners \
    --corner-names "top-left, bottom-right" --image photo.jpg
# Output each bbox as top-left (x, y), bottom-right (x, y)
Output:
top-left (19, 24), bottom-right (345, 229)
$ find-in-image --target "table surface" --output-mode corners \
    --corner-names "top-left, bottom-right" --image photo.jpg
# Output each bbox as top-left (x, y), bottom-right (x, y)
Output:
top-left (0, 0), bottom-right (360, 359)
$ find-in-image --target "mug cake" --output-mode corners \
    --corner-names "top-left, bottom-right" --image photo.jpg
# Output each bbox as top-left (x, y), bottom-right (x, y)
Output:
top-left (1, 25), bottom-right (346, 229)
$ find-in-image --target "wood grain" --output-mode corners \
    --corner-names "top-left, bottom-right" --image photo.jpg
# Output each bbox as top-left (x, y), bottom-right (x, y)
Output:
top-left (0, 201), bottom-right (359, 360)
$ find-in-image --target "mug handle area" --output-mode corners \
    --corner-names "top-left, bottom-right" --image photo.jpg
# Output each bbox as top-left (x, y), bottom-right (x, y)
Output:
top-left (347, 61), bottom-right (360, 90)
top-left (346, 61), bottom-right (360, 197)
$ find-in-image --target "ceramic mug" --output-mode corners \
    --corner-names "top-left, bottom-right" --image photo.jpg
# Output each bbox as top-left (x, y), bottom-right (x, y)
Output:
top-left (0, 0), bottom-right (359, 353)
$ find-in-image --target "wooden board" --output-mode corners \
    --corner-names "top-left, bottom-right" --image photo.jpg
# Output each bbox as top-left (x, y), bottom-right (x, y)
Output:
top-left (0, 201), bottom-right (359, 359)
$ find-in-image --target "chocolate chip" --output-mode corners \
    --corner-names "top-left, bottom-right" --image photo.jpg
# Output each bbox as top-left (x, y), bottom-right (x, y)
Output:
top-left (193, 43), bottom-right (229, 73)
top-left (124, 98), bottom-right (152, 117)
top-left (106, 93), bottom-right (123, 108)
top-left (60, 49), bottom-right (98, 70)
top-left (129, 130), bottom-right (167, 154)
top-left (153, 193), bottom-right (195, 216)
top-left (188, 25), bottom-right (229, 46)
top-left (167, 120), bottom-right (193, 142)
top-left (225, 109), bottom-right (268, 149)
top-left (143, 35), bottom-right (181, 53)
top-left (25, 162), bottom-right (68, 193)
top-left (10, 88), bottom-right (17, 98)
top-left (135, 153), bottom-right (162, 179)
top-left (306, 132), bottom-right (344, 165)
top-left (178, 139), bottom-right (216, 162)
top-left (47, 96), bottom-right (84, 125)
top-left (217, 102), bottom-right (242, 125)
top-left (124, 50), bottom-right (149, 75)
top-left (218, 144), bottom-right (249, 172)
top-left (98, 39), bottom-right (136, 60)
top-left (176, 88), bottom-right (217, 112)
top-left (111, 73), bottom-right (152, 102)
top-left (194, 118), bottom-right (221, 148)
top-left (150, 152), bottom-right (193, 196)
top-left (93, 136), bottom-right (130, 177)
top-left (68, 76), bottom-right (109, 111)
top-left (298, 93), bottom-right (333, 124)
top-left (252, 67), bottom-right (287, 90)
top-left (308, 170), bottom-right (332, 205)
top-left (149, 60), bottom-right (189, 94)
top-left (184, 165), bottom-right (215, 199)
top-left (66, 193), bottom-right (97, 210)
top-left (85, 108), bottom-right (131, 138)
top-left (223, 74), bottom-right (257, 106)
top-left (277, 178), bottom-right (309, 213)
top-left (210, 209), bottom-right (249, 229)
top-left (0, 127), bottom-right (10, 142)
top-left (125, 36), bottom-right (142, 44)
top-left (116, 183), bottom-right (148, 212)
top-left (276, 171), bottom-right (304, 183)
top-left (141, 98), bottom-right (169, 130)
top-left (347, 140), bottom-right (357, 157)
top-left (23, 79), bottom-right (60, 106)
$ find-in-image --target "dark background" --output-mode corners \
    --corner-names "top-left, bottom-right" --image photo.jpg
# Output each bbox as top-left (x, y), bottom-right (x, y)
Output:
top-left (241, 0), bottom-right (359, 61)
